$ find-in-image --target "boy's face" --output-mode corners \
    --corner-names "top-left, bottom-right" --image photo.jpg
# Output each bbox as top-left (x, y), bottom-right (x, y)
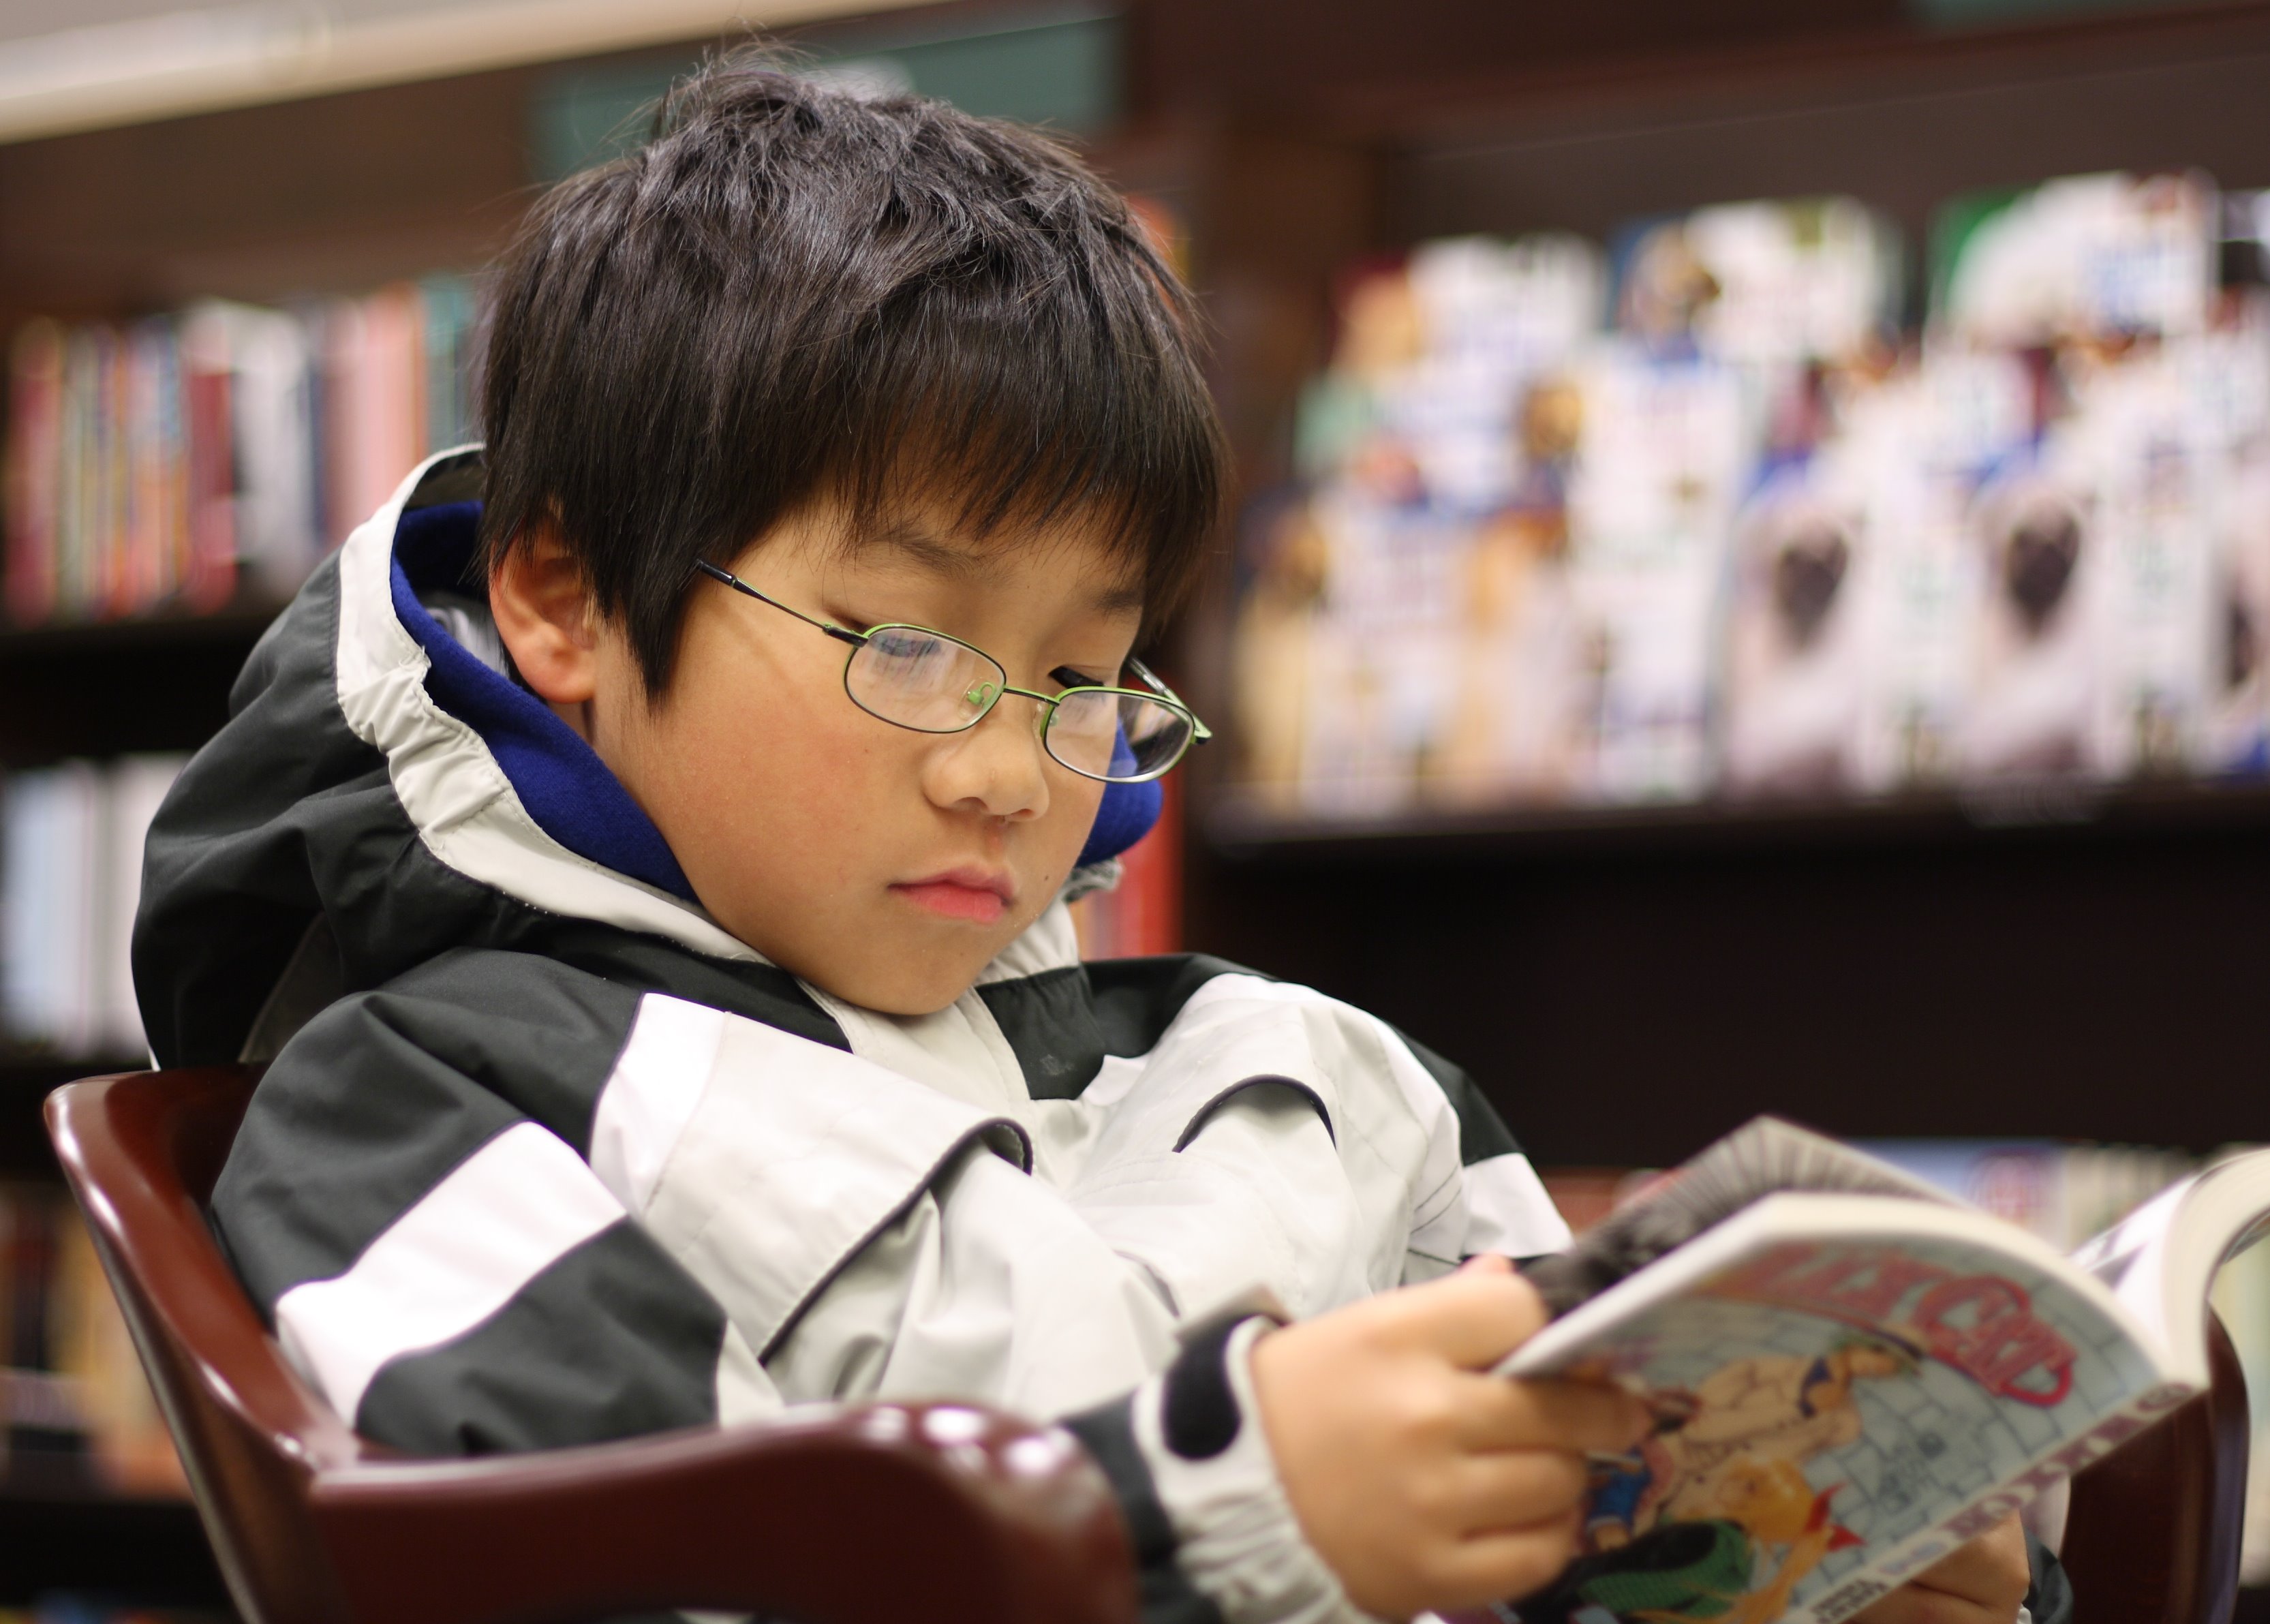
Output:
top-left (500, 504), bottom-right (1143, 1015)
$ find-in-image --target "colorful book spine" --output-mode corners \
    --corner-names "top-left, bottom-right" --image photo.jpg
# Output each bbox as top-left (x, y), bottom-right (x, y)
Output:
top-left (2, 275), bottom-right (482, 628)
top-left (3, 320), bottom-right (63, 626)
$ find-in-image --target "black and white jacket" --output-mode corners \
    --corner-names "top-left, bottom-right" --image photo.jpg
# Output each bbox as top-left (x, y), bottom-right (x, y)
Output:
top-left (134, 449), bottom-right (1573, 1624)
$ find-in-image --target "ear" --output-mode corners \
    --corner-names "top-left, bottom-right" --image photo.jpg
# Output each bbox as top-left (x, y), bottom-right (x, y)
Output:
top-left (489, 523), bottom-right (599, 705)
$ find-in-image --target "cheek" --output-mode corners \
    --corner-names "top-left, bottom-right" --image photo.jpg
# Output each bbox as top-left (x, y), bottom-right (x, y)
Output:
top-left (1015, 774), bottom-right (1107, 905)
top-left (686, 699), bottom-right (891, 855)
top-left (636, 669), bottom-right (902, 905)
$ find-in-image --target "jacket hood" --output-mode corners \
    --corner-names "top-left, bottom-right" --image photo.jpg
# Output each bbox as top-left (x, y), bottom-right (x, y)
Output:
top-left (134, 448), bottom-right (1158, 1067)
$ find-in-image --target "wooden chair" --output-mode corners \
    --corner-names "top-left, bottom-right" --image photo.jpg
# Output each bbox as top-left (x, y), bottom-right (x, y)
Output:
top-left (46, 1066), bottom-right (2255, 1624)
top-left (2061, 1307), bottom-right (2250, 1624)
top-left (45, 1067), bottom-right (1135, 1624)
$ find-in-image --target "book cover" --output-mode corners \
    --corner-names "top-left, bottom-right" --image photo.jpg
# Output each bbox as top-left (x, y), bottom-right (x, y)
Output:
top-left (1512, 1228), bottom-right (2172, 1624)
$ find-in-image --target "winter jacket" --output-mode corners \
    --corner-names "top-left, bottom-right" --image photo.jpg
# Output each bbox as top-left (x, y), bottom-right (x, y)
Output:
top-left (134, 447), bottom-right (1571, 1624)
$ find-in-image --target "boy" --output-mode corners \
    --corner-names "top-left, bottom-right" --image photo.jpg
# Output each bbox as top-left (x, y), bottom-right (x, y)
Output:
top-left (134, 55), bottom-right (2049, 1624)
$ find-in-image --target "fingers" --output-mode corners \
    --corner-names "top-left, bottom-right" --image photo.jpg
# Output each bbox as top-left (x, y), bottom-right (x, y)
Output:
top-left (1416, 1512), bottom-right (1588, 1612)
top-left (1847, 1587), bottom-right (2009, 1624)
top-left (1453, 1371), bottom-right (1653, 1454)
top-left (1437, 1444), bottom-right (1591, 1534)
top-left (1850, 1518), bottom-right (2031, 1624)
top-left (1900, 1516), bottom-right (2032, 1614)
top-left (1378, 1263), bottom-right (1552, 1367)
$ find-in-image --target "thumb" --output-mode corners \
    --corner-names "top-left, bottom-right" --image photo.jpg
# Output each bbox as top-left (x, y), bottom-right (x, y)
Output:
top-left (1381, 1263), bottom-right (1551, 1369)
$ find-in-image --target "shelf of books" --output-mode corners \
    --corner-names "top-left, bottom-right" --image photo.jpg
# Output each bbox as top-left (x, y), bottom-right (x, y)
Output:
top-left (1211, 171), bottom-right (2270, 855)
top-left (0, 274), bottom-right (486, 1614)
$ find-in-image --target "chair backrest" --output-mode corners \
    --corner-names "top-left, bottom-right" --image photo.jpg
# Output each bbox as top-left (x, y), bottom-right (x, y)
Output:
top-left (47, 1067), bottom-right (1135, 1624)
top-left (2060, 1308), bottom-right (2250, 1624)
top-left (51, 1066), bottom-right (2252, 1624)
top-left (49, 1067), bottom-right (364, 1620)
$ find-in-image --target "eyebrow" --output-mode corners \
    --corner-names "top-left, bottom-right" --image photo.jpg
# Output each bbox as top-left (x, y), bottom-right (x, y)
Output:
top-left (848, 515), bottom-right (1147, 619)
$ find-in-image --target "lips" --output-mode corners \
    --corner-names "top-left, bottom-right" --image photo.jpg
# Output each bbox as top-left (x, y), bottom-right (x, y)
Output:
top-left (890, 866), bottom-right (1016, 925)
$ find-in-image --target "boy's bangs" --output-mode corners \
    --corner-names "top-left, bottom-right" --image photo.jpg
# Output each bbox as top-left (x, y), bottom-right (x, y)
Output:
top-left (825, 306), bottom-right (1217, 616)
top-left (478, 55), bottom-right (1229, 694)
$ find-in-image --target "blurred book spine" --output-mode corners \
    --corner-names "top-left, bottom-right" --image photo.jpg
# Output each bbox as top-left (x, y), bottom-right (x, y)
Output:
top-left (1, 756), bottom-right (185, 1061)
top-left (3, 276), bottom-right (481, 628)
top-left (0, 1181), bottom-right (185, 1498)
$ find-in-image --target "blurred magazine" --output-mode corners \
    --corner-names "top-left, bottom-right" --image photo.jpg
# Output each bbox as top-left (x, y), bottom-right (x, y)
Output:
top-left (1503, 1118), bottom-right (2270, 1624)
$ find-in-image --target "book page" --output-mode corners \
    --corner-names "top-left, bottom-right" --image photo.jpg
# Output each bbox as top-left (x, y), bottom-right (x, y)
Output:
top-left (1504, 1218), bottom-right (2179, 1624)
top-left (2069, 1146), bottom-right (2270, 1382)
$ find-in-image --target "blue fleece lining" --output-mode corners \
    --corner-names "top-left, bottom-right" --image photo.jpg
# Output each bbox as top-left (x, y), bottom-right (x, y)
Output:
top-left (390, 502), bottom-right (697, 901)
top-left (1084, 759), bottom-right (1161, 868)
top-left (384, 502), bottom-right (1157, 898)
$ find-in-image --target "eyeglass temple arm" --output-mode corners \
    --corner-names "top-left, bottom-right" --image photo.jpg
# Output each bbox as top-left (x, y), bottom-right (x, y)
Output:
top-left (1126, 657), bottom-right (1212, 743)
top-left (692, 560), bottom-right (868, 647)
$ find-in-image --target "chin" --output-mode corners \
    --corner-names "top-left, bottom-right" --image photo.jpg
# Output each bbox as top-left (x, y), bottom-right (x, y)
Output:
top-left (821, 949), bottom-right (997, 1017)
top-left (847, 974), bottom-right (983, 1017)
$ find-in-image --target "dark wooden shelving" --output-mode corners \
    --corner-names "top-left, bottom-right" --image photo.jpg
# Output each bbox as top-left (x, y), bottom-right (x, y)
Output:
top-left (0, 605), bottom-right (283, 767)
top-left (1189, 800), bottom-right (2270, 1165)
top-left (0, 602), bottom-right (287, 662)
top-left (0, 1474), bottom-right (226, 1611)
top-left (1151, 0), bottom-right (2270, 1175)
top-left (1207, 777), bottom-right (2270, 867)
top-left (0, 1058), bottom-right (140, 1178)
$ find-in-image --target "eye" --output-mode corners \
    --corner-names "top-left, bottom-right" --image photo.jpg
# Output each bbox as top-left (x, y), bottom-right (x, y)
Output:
top-left (1050, 665), bottom-right (1113, 691)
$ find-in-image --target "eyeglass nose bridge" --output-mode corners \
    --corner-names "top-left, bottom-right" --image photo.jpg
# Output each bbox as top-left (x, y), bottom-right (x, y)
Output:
top-left (912, 669), bottom-right (1184, 783)
top-left (952, 681), bottom-right (1137, 782)
top-left (962, 678), bottom-right (1068, 740)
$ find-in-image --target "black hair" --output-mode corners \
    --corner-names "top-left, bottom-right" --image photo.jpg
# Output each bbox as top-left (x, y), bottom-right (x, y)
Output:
top-left (478, 47), bottom-right (1228, 694)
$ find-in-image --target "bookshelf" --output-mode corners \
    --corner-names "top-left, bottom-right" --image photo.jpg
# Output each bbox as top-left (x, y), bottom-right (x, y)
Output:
top-left (1157, 0), bottom-right (2270, 1176)
top-left (1208, 777), bottom-right (2270, 865)
top-left (1, 0), bottom-right (2267, 1608)
top-left (0, 610), bottom-right (279, 768)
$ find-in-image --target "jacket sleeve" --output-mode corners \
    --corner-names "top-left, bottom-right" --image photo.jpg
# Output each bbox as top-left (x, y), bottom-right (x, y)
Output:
top-left (211, 972), bottom-right (769, 1454)
top-left (1063, 1313), bottom-right (1380, 1624)
top-left (2024, 1533), bottom-right (2074, 1624)
top-left (219, 971), bottom-right (1368, 1623)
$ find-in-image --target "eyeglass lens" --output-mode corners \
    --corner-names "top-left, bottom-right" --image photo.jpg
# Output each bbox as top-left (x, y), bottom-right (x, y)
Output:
top-left (1045, 690), bottom-right (1193, 780)
top-left (847, 626), bottom-right (1000, 732)
top-left (843, 627), bottom-right (1193, 782)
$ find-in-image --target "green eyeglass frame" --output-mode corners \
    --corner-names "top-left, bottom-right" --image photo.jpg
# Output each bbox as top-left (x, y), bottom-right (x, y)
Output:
top-left (692, 559), bottom-right (1211, 784)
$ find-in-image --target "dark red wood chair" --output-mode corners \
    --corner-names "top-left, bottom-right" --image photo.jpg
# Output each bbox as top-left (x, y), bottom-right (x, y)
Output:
top-left (45, 1067), bottom-right (1135, 1624)
top-left (2061, 1306), bottom-right (2250, 1624)
top-left (44, 1065), bottom-right (2254, 1624)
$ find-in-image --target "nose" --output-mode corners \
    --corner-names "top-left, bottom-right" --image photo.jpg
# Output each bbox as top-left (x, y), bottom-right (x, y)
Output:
top-left (919, 695), bottom-right (1053, 821)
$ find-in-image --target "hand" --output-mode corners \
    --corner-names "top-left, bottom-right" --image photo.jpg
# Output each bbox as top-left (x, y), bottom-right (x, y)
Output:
top-left (1851, 1516), bottom-right (2031, 1624)
top-left (1250, 1256), bottom-right (1650, 1620)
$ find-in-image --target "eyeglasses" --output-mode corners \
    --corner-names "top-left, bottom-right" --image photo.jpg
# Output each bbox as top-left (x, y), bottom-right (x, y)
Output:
top-left (693, 560), bottom-right (1210, 784)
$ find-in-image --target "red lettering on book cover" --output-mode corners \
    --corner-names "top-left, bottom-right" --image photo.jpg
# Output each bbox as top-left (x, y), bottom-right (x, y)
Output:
top-left (1713, 1242), bottom-right (2078, 1405)
top-left (1913, 1277), bottom-right (2075, 1405)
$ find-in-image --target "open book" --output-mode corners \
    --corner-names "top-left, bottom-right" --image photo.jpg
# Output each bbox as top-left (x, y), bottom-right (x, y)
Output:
top-left (1497, 1118), bottom-right (2270, 1624)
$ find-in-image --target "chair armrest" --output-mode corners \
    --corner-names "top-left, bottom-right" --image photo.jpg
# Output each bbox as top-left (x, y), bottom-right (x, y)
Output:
top-left (2061, 1308), bottom-right (2250, 1624)
top-left (310, 1398), bottom-right (1139, 1624)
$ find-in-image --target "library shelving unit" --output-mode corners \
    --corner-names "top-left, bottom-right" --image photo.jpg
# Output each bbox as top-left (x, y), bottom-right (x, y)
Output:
top-left (1153, 0), bottom-right (2270, 1171)
top-left (0, 610), bottom-right (270, 1610)
top-left (5, 0), bottom-right (2270, 1608)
